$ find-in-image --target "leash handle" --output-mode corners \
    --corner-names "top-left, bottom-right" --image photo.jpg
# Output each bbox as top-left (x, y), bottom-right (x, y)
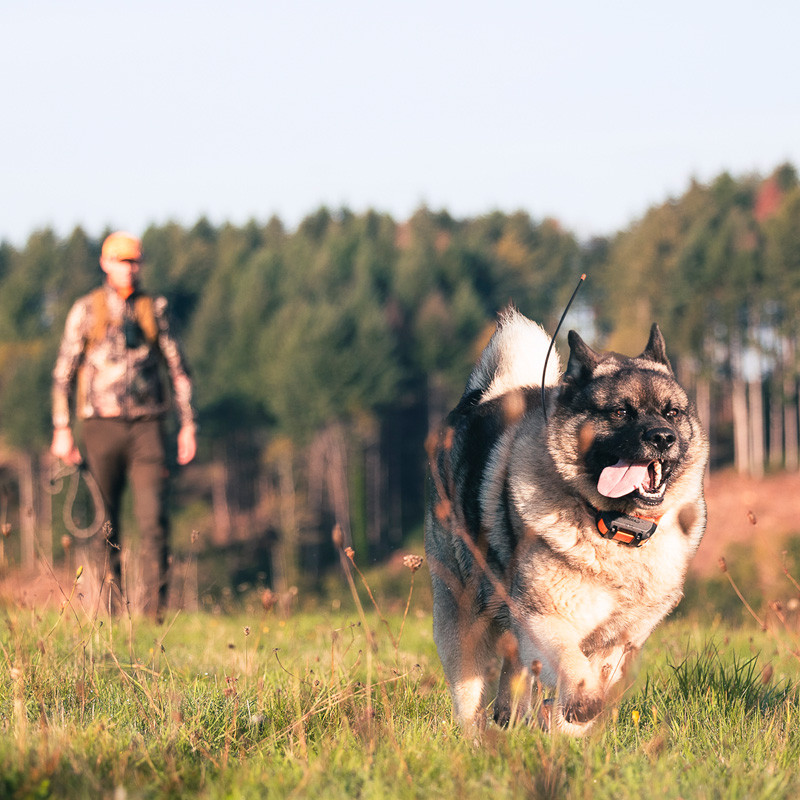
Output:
top-left (49, 461), bottom-right (106, 539)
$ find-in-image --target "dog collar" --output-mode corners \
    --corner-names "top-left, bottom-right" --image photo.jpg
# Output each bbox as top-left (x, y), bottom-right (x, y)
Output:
top-left (594, 509), bottom-right (661, 547)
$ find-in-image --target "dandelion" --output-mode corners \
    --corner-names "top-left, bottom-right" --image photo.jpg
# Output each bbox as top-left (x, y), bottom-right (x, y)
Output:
top-left (402, 554), bottom-right (424, 573)
top-left (76, 565), bottom-right (84, 580)
top-left (632, 708), bottom-right (640, 728)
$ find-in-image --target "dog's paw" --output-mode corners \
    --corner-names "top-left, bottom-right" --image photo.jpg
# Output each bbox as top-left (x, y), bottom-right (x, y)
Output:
top-left (563, 695), bottom-right (603, 725)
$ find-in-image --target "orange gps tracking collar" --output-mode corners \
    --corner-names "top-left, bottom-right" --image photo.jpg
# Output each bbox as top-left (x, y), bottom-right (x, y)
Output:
top-left (595, 510), bottom-right (660, 547)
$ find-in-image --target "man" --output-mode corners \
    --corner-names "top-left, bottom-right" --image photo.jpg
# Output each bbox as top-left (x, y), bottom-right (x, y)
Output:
top-left (51, 231), bottom-right (197, 618)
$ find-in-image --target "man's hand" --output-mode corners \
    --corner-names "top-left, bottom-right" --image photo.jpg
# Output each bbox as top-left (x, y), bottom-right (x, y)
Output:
top-left (177, 424), bottom-right (197, 466)
top-left (51, 427), bottom-right (82, 465)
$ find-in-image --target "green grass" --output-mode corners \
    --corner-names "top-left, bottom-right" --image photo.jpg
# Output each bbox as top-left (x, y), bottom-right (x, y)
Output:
top-left (1, 565), bottom-right (799, 799)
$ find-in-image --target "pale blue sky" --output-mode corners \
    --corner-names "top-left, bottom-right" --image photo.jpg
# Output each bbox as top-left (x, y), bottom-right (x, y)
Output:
top-left (2, 0), bottom-right (798, 245)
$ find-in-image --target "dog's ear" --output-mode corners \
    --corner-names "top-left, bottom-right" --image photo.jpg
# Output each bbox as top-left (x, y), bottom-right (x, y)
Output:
top-left (564, 330), bottom-right (601, 385)
top-left (640, 323), bottom-right (673, 373)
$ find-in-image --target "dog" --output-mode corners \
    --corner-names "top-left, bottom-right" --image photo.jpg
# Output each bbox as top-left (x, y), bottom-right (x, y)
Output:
top-left (424, 307), bottom-right (708, 735)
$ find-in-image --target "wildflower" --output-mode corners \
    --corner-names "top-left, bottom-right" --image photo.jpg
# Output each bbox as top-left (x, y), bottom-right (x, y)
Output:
top-left (402, 554), bottom-right (424, 573)
top-left (332, 523), bottom-right (344, 549)
top-left (434, 499), bottom-right (452, 524)
top-left (345, 546), bottom-right (355, 563)
top-left (261, 588), bottom-right (276, 612)
top-left (76, 565), bottom-right (84, 580)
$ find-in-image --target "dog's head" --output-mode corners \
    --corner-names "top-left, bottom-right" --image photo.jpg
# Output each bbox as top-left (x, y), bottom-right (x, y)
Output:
top-left (548, 325), bottom-right (707, 513)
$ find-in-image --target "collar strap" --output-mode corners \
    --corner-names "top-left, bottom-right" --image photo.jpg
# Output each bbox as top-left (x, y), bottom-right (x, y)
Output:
top-left (595, 510), bottom-right (660, 547)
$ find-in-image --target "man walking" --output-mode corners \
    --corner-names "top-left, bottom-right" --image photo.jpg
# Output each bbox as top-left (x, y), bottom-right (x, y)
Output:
top-left (51, 231), bottom-right (197, 618)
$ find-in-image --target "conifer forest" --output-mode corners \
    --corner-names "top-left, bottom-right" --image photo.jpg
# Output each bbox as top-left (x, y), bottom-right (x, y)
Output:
top-left (1, 164), bottom-right (798, 596)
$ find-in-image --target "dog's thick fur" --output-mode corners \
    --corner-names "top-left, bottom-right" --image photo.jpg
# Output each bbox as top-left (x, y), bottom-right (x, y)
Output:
top-left (425, 308), bottom-right (708, 735)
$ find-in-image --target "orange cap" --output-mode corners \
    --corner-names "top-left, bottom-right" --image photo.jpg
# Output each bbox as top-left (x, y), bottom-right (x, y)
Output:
top-left (101, 231), bottom-right (142, 261)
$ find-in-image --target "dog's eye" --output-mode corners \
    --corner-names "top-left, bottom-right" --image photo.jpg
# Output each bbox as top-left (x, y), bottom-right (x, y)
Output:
top-left (610, 408), bottom-right (628, 420)
top-left (665, 408), bottom-right (683, 420)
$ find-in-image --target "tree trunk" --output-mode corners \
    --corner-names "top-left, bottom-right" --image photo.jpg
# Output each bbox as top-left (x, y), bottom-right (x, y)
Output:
top-left (211, 443), bottom-right (231, 545)
top-left (38, 452), bottom-right (53, 565)
top-left (18, 452), bottom-right (36, 570)
top-left (365, 437), bottom-right (383, 558)
top-left (275, 447), bottom-right (298, 593)
top-left (784, 337), bottom-right (799, 471)
top-left (325, 423), bottom-right (351, 546)
top-left (768, 376), bottom-right (784, 469)
top-left (786, 375), bottom-right (799, 471)
top-left (731, 377), bottom-right (750, 475)
top-left (694, 375), bottom-right (712, 475)
top-left (747, 380), bottom-right (764, 478)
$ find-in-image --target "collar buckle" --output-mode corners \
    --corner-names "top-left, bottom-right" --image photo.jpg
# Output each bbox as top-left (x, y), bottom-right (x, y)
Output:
top-left (596, 511), bottom-right (658, 547)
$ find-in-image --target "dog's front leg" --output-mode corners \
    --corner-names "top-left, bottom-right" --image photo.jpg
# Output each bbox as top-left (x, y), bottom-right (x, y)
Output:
top-left (519, 619), bottom-right (609, 735)
top-left (493, 631), bottom-right (535, 726)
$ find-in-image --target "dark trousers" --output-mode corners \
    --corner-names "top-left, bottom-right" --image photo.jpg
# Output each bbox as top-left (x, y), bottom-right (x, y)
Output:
top-left (82, 418), bottom-right (170, 618)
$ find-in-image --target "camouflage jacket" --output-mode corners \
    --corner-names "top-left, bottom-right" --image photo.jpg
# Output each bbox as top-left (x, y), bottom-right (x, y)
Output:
top-left (52, 283), bottom-right (195, 429)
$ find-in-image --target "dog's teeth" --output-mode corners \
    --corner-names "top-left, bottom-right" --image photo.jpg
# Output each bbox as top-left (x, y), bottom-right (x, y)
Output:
top-left (654, 461), bottom-right (662, 486)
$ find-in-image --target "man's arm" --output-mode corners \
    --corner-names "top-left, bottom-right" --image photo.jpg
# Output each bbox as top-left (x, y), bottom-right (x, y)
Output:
top-left (51, 300), bottom-right (87, 464)
top-left (154, 297), bottom-right (197, 465)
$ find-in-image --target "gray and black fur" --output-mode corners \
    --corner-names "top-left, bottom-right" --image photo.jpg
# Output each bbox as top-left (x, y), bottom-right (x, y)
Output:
top-left (425, 307), bottom-right (708, 734)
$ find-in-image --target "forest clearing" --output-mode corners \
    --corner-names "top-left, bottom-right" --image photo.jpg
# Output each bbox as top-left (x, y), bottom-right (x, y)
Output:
top-left (1, 471), bottom-right (799, 799)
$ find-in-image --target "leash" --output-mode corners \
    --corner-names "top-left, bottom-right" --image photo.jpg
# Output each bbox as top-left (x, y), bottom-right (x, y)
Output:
top-left (48, 461), bottom-right (106, 539)
top-left (541, 273), bottom-right (586, 423)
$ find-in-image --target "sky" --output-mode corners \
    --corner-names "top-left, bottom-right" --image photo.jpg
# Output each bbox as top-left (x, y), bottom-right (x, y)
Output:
top-left (2, 1), bottom-right (799, 246)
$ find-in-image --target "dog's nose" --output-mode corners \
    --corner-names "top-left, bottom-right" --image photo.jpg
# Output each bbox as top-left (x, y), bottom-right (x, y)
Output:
top-left (644, 427), bottom-right (676, 453)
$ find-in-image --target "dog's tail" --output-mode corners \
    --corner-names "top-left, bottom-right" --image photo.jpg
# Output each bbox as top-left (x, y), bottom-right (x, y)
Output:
top-left (465, 306), bottom-right (560, 403)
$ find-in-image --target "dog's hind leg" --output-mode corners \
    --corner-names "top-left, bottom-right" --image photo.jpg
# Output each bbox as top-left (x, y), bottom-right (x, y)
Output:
top-left (432, 578), bottom-right (498, 731)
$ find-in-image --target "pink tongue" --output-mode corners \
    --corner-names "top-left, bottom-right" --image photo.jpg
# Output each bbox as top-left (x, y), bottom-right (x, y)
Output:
top-left (597, 460), bottom-right (650, 498)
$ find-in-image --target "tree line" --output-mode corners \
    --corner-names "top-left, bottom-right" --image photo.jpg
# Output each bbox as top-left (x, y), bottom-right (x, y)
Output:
top-left (0, 164), bottom-right (798, 592)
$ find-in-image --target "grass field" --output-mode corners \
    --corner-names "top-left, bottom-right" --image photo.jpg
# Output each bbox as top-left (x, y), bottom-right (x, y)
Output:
top-left (1, 555), bottom-right (799, 800)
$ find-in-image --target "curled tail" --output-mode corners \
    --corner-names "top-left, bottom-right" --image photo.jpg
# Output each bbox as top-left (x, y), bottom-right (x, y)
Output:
top-left (465, 307), bottom-right (561, 403)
